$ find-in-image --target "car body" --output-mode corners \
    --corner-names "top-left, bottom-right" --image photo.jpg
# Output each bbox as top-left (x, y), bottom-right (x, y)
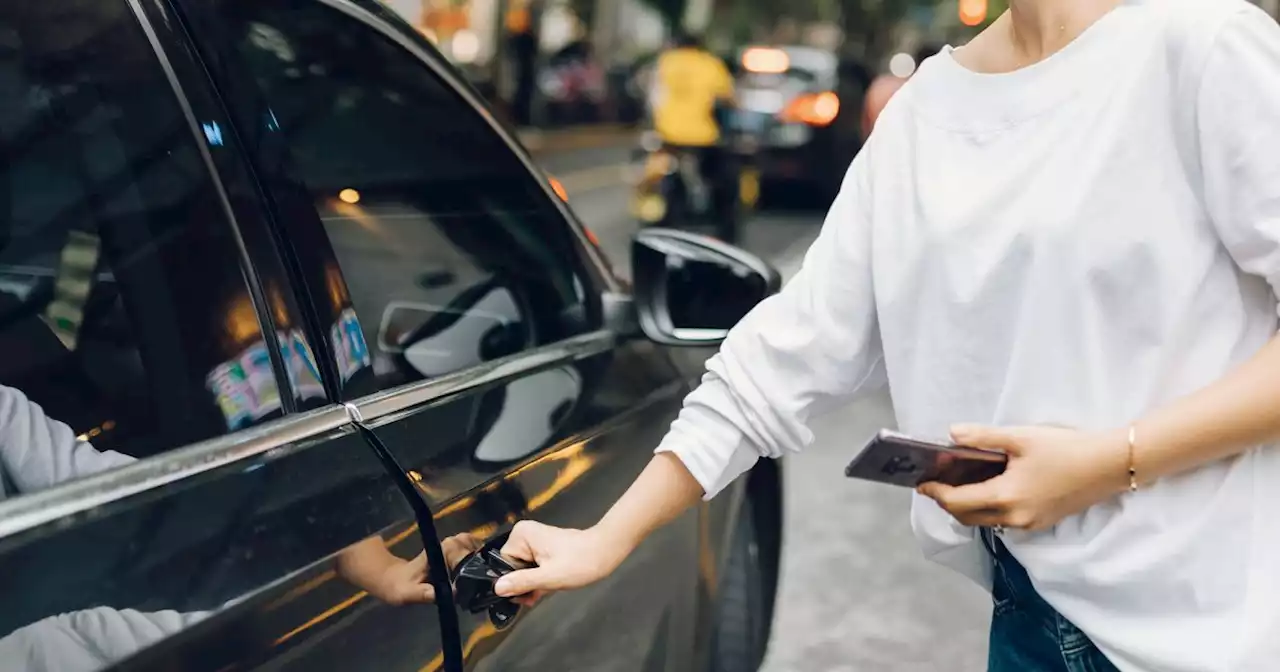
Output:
top-left (730, 44), bottom-right (865, 202)
top-left (0, 2), bottom-right (783, 672)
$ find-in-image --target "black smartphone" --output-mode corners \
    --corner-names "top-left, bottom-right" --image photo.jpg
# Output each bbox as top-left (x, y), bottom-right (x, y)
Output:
top-left (844, 429), bottom-right (1007, 488)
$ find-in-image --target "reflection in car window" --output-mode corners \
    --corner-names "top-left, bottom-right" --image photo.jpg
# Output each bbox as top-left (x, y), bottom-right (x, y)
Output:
top-left (226, 2), bottom-right (592, 396)
top-left (0, 2), bottom-right (286, 499)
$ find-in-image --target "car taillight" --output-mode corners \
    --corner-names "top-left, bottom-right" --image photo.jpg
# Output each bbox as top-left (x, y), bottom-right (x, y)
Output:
top-left (779, 91), bottom-right (840, 127)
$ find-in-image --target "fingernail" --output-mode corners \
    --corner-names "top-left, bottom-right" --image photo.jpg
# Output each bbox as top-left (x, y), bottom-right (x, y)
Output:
top-left (494, 578), bottom-right (511, 596)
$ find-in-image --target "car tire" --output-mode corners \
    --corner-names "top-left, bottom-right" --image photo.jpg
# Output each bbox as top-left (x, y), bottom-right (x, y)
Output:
top-left (710, 497), bottom-right (770, 672)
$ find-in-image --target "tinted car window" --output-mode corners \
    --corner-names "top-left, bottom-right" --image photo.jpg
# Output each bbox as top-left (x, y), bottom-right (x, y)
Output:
top-left (227, 3), bottom-right (592, 395)
top-left (0, 2), bottom-right (285, 497)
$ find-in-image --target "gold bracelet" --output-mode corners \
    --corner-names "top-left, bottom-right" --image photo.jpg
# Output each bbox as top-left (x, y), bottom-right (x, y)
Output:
top-left (1127, 425), bottom-right (1139, 493)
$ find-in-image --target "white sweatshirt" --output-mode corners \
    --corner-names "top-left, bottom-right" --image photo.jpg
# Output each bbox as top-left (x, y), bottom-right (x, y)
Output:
top-left (656, 1), bottom-right (1280, 669)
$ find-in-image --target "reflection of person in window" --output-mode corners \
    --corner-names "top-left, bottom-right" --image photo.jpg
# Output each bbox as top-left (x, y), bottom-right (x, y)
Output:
top-left (0, 384), bottom-right (478, 670)
top-left (0, 384), bottom-right (132, 498)
top-left (0, 381), bottom-right (474, 600)
top-left (0, 534), bottom-right (480, 672)
top-left (336, 533), bottom-right (481, 606)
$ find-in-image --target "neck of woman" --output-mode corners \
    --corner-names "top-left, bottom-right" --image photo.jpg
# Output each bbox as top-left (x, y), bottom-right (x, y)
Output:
top-left (1006, 0), bottom-right (1120, 62)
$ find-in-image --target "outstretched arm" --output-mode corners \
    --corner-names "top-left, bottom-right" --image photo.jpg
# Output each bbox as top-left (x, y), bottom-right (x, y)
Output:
top-left (497, 146), bottom-right (885, 598)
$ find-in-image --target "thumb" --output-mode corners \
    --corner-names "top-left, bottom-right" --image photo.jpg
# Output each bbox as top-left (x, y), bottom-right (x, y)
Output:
top-left (495, 566), bottom-right (555, 597)
top-left (499, 521), bottom-right (542, 564)
top-left (389, 582), bottom-right (435, 606)
top-left (950, 424), bottom-right (1023, 456)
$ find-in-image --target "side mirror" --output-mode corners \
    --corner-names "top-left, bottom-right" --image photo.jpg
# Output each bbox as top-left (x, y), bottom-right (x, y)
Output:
top-left (631, 228), bottom-right (782, 347)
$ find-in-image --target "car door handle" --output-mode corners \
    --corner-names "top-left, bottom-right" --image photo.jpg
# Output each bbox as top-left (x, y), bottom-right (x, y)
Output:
top-left (450, 534), bottom-right (535, 630)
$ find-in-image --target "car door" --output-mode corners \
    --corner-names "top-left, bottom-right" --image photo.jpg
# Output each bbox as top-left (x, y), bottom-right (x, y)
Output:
top-left (0, 3), bottom-right (467, 671)
top-left (169, 0), bottom-right (705, 669)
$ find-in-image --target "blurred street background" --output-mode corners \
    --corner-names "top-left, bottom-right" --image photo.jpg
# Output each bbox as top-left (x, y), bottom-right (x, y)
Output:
top-left (380, 0), bottom-right (1280, 669)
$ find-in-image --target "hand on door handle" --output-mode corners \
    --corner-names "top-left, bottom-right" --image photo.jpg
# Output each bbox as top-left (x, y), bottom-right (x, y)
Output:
top-left (492, 520), bottom-right (628, 606)
top-left (451, 532), bottom-right (539, 629)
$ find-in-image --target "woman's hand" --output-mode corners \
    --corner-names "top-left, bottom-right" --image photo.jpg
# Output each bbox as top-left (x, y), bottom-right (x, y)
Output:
top-left (493, 520), bottom-right (630, 606)
top-left (917, 424), bottom-right (1130, 532)
top-left (337, 533), bottom-right (481, 606)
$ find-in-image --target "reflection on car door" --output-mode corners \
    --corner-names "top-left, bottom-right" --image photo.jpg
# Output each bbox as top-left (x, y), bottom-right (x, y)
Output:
top-left (0, 3), bottom-right (456, 671)
top-left (189, 0), bottom-right (704, 667)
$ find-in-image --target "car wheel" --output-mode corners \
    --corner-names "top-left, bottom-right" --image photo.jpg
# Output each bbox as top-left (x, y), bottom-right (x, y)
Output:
top-left (710, 497), bottom-right (770, 672)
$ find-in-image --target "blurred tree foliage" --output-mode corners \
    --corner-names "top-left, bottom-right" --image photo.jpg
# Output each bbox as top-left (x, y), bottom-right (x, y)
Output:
top-left (839, 0), bottom-right (941, 61)
top-left (567, 0), bottom-right (596, 29)
top-left (699, 0), bottom-right (941, 59)
top-left (637, 0), bottom-right (690, 30)
top-left (578, 0), bottom-right (1011, 58)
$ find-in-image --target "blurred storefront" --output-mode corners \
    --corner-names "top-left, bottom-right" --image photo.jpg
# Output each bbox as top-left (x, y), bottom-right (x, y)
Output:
top-left (376, 0), bottom-right (668, 73)
top-left (378, 0), bottom-right (497, 76)
top-left (377, 0), bottom-right (672, 125)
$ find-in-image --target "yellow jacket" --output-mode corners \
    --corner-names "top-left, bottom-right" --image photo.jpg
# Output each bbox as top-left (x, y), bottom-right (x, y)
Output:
top-left (653, 48), bottom-right (734, 147)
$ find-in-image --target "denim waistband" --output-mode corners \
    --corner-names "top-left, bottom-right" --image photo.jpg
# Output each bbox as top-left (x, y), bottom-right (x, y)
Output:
top-left (983, 529), bottom-right (1119, 672)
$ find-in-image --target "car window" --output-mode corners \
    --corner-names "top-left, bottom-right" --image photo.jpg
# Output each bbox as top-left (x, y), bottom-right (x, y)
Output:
top-left (224, 1), bottom-right (593, 397)
top-left (0, 2), bottom-right (286, 498)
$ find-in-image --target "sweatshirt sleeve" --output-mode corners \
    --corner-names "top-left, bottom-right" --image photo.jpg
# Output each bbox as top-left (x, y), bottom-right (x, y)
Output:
top-left (655, 148), bottom-right (885, 499)
top-left (0, 385), bottom-right (135, 495)
top-left (1196, 5), bottom-right (1280, 309)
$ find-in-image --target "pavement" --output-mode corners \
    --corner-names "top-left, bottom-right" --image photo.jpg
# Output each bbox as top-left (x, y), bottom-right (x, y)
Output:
top-left (536, 145), bottom-right (992, 671)
top-left (517, 124), bottom-right (639, 157)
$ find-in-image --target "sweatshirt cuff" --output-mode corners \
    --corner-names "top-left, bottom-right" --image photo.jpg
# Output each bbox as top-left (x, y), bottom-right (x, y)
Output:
top-left (654, 415), bottom-right (762, 500)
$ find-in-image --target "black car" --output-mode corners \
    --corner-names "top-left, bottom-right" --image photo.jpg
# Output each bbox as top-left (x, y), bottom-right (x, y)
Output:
top-left (730, 45), bottom-right (866, 202)
top-left (0, 2), bottom-right (784, 672)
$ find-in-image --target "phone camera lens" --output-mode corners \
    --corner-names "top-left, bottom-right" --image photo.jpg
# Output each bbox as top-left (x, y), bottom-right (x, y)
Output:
top-left (883, 455), bottom-right (917, 476)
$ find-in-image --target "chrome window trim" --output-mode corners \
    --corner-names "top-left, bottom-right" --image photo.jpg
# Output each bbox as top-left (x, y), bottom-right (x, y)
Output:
top-left (313, 0), bottom-right (623, 295)
top-left (0, 406), bottom-right (351, 541)
top-left (0, 330), bottom-right (615, 542)
top-left (351, 329), bottom-right (615, 425)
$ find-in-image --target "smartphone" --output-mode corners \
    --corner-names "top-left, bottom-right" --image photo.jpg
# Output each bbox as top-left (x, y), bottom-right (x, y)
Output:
top-left (844, 429), bottom-right (1007, 488)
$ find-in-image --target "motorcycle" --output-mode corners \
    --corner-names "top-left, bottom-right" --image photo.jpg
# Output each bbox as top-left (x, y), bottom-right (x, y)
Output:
top-left (628, 109), bottom-right (761, 243)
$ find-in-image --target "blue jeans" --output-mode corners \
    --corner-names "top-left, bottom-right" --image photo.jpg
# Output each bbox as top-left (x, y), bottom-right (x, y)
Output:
top-left (986, 534), bottom-right (1119, 672)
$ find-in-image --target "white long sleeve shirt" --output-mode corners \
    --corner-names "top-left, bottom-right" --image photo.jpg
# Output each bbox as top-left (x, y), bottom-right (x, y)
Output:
top-left (656, 1), bottom-right (1280, 669)
top-left (0, 385), bottom-right (132, 500)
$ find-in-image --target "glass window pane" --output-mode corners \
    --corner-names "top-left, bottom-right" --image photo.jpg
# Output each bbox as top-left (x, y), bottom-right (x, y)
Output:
top-left (226, 3), bottom-right (592, 395)
top-left (0, 2), bottom-right (283, 498)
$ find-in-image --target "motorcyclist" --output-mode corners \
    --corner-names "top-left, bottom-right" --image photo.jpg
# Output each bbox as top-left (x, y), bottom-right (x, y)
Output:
top-left (650, 32), bottom-right (738, 238)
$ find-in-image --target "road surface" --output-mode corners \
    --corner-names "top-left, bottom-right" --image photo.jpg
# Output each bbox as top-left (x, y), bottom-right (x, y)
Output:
top-left (543, 145), bottom-right (992, 671)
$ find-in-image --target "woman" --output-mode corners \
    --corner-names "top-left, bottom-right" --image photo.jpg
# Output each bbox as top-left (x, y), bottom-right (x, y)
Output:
top-left (495, 0), bottom-right (1280, 669)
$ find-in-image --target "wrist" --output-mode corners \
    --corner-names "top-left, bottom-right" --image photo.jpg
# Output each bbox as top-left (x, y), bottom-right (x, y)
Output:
top-left (1089, 427), bottom-right (1135, 496)
top-left (586, 520), bottom-right (641, 571)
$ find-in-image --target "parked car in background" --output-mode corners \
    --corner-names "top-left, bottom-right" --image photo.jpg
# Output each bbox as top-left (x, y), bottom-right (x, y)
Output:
top-left (538, 39), bottom-right (608, 125)
top-left (730, 44), bottom-right (865, 203)
top-left (0, 1), bottom-right (784, 671)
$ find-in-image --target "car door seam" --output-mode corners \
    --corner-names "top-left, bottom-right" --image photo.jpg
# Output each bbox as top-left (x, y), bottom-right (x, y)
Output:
top-left (345, 418), bottom-right (465, 672)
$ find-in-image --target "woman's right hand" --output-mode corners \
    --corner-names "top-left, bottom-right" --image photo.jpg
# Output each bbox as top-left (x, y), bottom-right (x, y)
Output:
top-left (493, 520), bottom-right (630, 605)
top-left (493, 453), bottom-right (707, 605)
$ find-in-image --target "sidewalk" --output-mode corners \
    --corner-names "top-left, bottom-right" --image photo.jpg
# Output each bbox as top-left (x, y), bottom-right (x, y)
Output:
top-left (517, 123), bottom-right (639, 156)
